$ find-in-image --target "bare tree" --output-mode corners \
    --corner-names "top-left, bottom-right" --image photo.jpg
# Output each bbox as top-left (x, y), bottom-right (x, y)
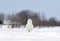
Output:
top-left (0, 13), bottom-right (5, 24)
top-left (48, 17), bottom-right (57, 26)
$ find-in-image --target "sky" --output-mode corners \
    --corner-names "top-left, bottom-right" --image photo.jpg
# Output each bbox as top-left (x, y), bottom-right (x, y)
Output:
top-left (0, 0), bottom-right (60, 20)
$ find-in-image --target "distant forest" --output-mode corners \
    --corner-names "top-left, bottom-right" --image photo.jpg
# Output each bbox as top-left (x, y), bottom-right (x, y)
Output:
top-left (0, 10), bottom-right (60, 27)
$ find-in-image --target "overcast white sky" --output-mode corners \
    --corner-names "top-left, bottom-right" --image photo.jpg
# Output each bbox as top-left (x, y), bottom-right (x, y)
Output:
top-left (0, 0), bottom-right (60, 20)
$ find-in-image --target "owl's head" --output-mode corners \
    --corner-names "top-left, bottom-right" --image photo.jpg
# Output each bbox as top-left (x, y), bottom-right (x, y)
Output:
top-left (27, 19), bottom-right (32, 23)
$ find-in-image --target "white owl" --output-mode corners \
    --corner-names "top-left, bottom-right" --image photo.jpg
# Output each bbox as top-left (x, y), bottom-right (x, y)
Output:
top-left (26, 19), bottom-right (33, 32)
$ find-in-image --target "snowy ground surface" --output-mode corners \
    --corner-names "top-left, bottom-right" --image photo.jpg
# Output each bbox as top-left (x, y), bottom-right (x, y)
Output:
top-left (0, 25), bottom-right (60, 41)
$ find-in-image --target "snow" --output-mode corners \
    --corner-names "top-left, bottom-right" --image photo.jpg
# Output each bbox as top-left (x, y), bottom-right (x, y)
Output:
top-left (0, 25), bottom-right (60, 41)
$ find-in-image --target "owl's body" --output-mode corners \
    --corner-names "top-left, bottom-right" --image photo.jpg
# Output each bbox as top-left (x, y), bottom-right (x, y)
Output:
top-left (26, 19), bottom-right (33, 32)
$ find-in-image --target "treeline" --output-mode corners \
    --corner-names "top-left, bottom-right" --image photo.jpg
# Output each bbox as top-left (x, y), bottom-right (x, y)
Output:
top-left (0, 10), bottom-right (60, 26)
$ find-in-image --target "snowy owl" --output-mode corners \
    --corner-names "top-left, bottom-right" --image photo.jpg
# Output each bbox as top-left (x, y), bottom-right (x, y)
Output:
top-left (26, 19), bottom-right (33, 32)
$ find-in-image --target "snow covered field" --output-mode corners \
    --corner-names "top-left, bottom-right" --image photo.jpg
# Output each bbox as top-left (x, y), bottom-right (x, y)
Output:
top-left (0, 25), bottom-right (60, 41)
